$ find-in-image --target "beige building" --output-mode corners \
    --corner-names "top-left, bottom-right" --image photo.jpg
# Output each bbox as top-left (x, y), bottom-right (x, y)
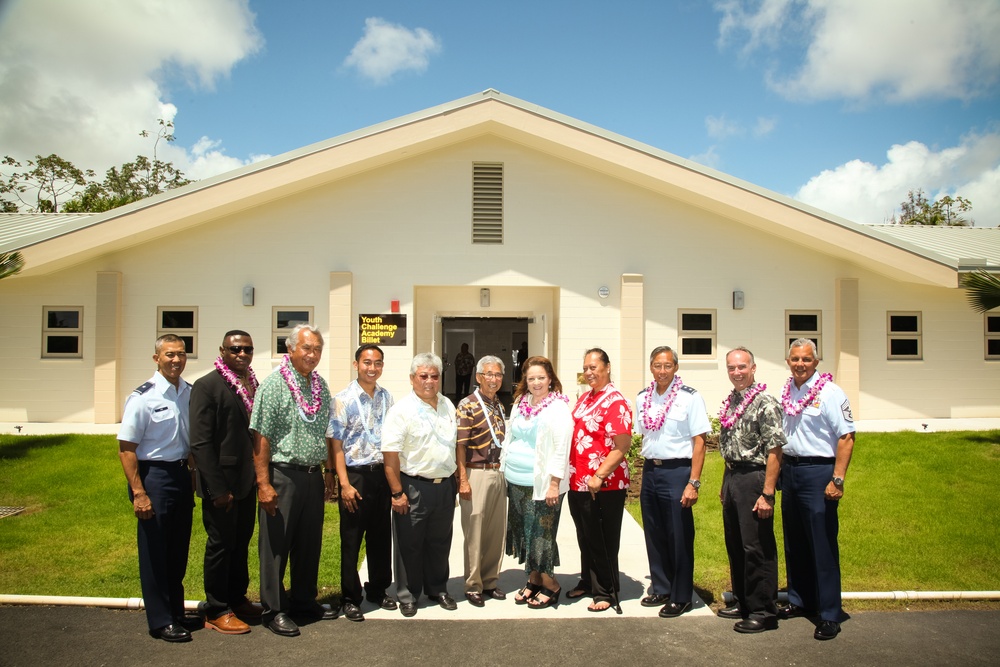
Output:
top-left (1, 89), bottom-right (998, 423)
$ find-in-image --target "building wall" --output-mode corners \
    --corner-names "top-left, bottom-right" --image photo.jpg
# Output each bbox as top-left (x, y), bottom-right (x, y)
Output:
top-left (1, 135), bottom-right (996, 421)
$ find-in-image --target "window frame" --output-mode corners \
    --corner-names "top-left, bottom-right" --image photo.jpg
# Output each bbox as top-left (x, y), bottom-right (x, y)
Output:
top-left (677, 309), bottom-right (717, 359)
top-left (272, 306), bottom-right (314, 358)
top-left (157, 306), bottom-right (199, 359)
top-left (985, 313), bottom-right (1000, 361)
top-left (41, 306), bottom-right (83, 358)
top-left (785, 309), bottom-right (823, 359)
top-left (887, 311), bottom-right (922, 360)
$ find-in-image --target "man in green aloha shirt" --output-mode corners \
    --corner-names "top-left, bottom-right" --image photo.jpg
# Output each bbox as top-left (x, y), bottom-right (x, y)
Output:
top-left (250, 324), bottom-right (337, 637)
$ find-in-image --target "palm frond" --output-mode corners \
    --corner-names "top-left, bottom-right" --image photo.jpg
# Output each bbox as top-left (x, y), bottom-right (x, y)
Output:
top-left (0, 251), bottom-right (25, 280)
top-left (961, 269), bottom-right (1000, 313)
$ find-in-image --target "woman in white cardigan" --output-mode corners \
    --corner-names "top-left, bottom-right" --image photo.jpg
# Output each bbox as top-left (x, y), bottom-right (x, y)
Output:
top-left (502, 356), bottom-right (573, 610)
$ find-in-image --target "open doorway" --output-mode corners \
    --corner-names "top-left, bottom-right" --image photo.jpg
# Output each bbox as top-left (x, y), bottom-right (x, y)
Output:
top-left (441, 317), bottom-right (530, 410)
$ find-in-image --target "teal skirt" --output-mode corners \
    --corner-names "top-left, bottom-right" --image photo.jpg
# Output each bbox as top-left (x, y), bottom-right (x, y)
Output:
top-left (505, 483), bottom-right (564, 576)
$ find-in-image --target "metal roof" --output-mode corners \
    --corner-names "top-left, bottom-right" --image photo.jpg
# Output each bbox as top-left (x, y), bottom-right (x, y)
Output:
top-left (0, 89), bottom-right (996, 277)
top-left (861, 225), bottom-right (1000, 270)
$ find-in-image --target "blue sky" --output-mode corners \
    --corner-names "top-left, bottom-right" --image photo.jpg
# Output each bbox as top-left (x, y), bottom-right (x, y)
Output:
top-left (1, 0), bottom-right (998, 225)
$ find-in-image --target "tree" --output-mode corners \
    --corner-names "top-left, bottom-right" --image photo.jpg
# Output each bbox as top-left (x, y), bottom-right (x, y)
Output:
top-left (0, 251), bottom-right (25, 280)
top-left (962, 269), bottom-right (1000, 313)
top-left (0, 154), bottom-right (95, 212)
top-left (889, 189), bottom-right (973, 226)
top-left (63, 119), bottom-right (191, 213)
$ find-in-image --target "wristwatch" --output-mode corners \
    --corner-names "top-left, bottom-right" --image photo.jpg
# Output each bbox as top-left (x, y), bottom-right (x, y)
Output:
top-left (391, 490), bottom-right (405, 500)
top-left (762, 492), bottom-right (776, 503)
top-left (832, 476), bottom-right (845, 486)
top-left (688, 479), bottom-right (701, 490)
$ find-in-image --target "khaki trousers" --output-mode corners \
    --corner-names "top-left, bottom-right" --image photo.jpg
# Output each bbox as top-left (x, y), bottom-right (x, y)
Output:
top-left (460, 467), bottom-right (507, 593)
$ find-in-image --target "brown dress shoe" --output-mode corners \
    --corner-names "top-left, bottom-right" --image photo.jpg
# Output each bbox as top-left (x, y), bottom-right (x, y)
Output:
top-left (205, 612), bottom-right (251, 635)
top-left (231, 598), bottom-right (264, 619)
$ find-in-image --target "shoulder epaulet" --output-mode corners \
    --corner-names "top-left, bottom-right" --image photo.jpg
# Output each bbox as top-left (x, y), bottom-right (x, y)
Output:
top-left (680, 385), bottom-right (697, 394)
top-left (133, 381), bottom-right (154, 395)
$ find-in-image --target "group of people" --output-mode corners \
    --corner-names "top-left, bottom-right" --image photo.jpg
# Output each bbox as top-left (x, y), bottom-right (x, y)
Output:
top-left (118, 328), bottom-right (854, 644)
top-left (634, 340), bottom-right (855, 641)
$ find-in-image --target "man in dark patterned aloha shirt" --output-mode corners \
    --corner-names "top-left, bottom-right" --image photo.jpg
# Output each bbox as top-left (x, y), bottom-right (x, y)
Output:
top-left (717, 346), bottom-right (786, 634)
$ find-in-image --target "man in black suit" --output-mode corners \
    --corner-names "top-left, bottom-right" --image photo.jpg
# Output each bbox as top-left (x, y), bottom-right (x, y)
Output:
top-left (190, 330), bottom-right (263, 634)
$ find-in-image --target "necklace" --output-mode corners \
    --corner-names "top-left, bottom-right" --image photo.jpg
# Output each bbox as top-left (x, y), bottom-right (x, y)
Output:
top-left (718, 383), bottom-right (767, 429)
top-left (214, 357), bottom-right (258, 413)
top-left (641, 377), bottom-right (682, 431)
top-left (518, 391), bottom-right (569, 419)
top-left (781, 372), bottom-right (833, 416)
top-left (279, 355), bottom-right (323, 418)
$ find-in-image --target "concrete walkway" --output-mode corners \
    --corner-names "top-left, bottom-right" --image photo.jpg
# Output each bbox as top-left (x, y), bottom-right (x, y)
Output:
top-left (354, 497), bottom-right (712, 620)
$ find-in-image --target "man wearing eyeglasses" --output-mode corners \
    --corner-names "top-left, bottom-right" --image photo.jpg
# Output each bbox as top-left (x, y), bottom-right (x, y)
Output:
top-left (190, 331), bottom-right (262, 635)
top-left (381, 353), bottom-right (459, 617)
top-left (456, 356), bottom-right (508, 607)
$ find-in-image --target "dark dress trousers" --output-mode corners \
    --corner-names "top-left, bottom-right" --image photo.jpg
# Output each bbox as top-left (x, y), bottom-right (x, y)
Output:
top-left (190, 370), bottom-right (257, 618)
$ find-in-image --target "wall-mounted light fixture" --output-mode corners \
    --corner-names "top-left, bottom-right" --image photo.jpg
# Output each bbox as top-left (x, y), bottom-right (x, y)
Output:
top-left (480, 288), bottom-right (491, 308)
top-left (242, 286), bottom-right (255, 307)
top-left (733, 290), bottom-right (745, 310)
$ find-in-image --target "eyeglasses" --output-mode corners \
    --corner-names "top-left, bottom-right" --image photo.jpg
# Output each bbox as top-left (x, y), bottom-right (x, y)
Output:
top-left (478, 372), bottom-right (503, 379)
top-left (226, 346), bottom-right (254, 355)
top-left (416, 373), bottom-right (440, 381)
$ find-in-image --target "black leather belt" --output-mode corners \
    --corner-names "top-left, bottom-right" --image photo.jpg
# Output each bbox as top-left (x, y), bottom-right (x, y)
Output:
top-left (402, 472), bottom-right (449, 484)
top-left (784, 455), bottom-right (835, 466)
top-left (141, 459), bottom-right (187, 468)
top-left (272, 461), bottom-right (323, 474)
top-left (348, 463), bottom-right (384, 471)
top-left (645, 458), bottom-right (692, 467)
top-left (467, 462), bottom-right (501, 470)
top-left (725, 461), bottom-right (766, 471)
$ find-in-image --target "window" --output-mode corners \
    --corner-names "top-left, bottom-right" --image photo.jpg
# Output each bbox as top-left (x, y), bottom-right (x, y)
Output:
top-left (273, 307), bottom-right (314, 357)
top-left (986, 313), bottom-right (1000, 360)
top-left (157, 307), bottom-right (198, 358)
top-left (887, 311), bottom-right (921, 360)
top-left (678, 309), bottom-right (716, 358)
top-left (42, 306), bottom-right (83, 358)
top-left (785, 310), bottom-right (822, 358)
top-left (472, 162), bottom-right (503, 244)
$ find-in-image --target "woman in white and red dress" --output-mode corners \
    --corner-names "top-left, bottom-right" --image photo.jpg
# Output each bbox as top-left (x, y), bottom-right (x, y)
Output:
top-left (565, 348), bottom-right (633, 612)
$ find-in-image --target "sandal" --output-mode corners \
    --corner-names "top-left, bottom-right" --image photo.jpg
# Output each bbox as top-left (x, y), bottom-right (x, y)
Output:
top-left (587, 600), bottom-right (612, 612)
top-left (528, 587), bottom-right (561, 610)
top-left (514, 582), bottom-right (541, 605)
top-left (566, 584), bottom-right (591, 599)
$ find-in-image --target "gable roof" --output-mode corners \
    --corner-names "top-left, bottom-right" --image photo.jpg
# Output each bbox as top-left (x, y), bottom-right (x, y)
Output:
top-left (2, 89), bottom-right (993, 286)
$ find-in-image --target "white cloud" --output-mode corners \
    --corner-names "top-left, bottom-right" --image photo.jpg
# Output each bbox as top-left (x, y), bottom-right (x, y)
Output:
top-left (753, 116), bottom-right (777, 137)
top-left (0, 0), bottom-right (263, 185)
top-left (343, 17), bottom-right (442, 85)
top-left (689, 145), bottom-right (722, 170)
top-left (716, 0), bottom-right (1000, 102)
top-left (706, 115), bottom-right (743, 140)
top-left (793, 132), bottom-right (1000, 226)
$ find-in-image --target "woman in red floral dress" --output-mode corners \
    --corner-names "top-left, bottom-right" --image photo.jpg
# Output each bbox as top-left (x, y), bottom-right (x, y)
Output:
top-left (565, 348), bottom-right (633, 612)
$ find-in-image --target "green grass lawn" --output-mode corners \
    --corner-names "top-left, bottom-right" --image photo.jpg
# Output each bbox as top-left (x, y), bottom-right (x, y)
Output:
top-left (2, 430), bottom-right (999, 608)
top-left (625, 429), bottom-right (1000, 606)
top-left (0, 434), bottom-right (341, 604)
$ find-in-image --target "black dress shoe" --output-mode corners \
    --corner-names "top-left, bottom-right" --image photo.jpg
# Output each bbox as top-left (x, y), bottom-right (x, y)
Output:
top-left (717, 603), bottom-right (742, 619)
top-left (465, 592), bottom-right (485, 607)
top-left (367, 594), bottom-right (398, 611)
top-left (265, 613), bottom-right (300, 637)
top-left (814, 620), bottom-right (841, 640)
top-left (778, 603), bottom-right (811, 619)
top-left (658, 601), bottom-right (692, 618)
top-left (150, 624), bottom-right (192, 643)
top-left (429, 593), bottom-right (458, 611)
top-left (482, 588), bottom-right (506, 600)
top-left (341, 602), bottom-right (364, 622)
top-left (175, 612), bottom-right (204, 631)
top-left (399, 602), bottom-right (417, 617)
top-left (734, 617), bottom-right (778, 634)
top-left (291, 603), bottom-right (338, 621)
top-left (641, 594), bottom-right (670, 607)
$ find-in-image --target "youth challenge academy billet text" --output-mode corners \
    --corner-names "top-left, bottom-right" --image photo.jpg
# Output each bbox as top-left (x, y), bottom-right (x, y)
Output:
top-left (359, 314), bottom-right (406, 346)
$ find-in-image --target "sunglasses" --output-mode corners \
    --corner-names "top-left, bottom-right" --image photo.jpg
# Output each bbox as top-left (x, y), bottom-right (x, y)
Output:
top-left (226, 345), bottom-right (254, 355)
